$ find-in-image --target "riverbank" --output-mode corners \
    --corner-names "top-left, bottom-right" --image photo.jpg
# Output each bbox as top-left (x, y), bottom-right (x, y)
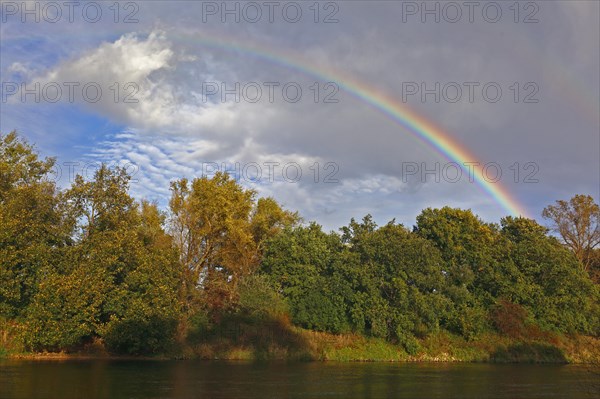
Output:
top-left (4, 329), bottom-right (600, 364)
top-left (184, 329), bottom-right (600, 363)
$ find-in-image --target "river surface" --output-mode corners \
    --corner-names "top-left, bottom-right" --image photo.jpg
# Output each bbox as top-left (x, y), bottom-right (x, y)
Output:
top-left (1, 360), bottom-right (598, 399)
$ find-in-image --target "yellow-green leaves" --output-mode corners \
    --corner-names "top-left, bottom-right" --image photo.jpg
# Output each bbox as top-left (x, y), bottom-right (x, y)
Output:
top-left (0, 132), bottom-right (61, 318)
top-left (169, 172), bottom-right (296, 313)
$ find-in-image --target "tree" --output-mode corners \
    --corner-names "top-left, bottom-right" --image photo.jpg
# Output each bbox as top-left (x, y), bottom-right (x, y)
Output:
top-left (262, 222), bottom-right (349, 333)
top-left (101, 200), bottom-right (182, 354)
top-left (340, 217), bottom-right (451, 350)
top-left (0, 131), bottom-right (55, 200)
top-left (25, 166), bottom-right (182, 354)
top-left (414, 207), bottom-right (498, 338)
top-left (542, 195), bottom-right (600, 272)
top-left (169, 173), bottom-right (256, 313)
top-left (250, 197), bottom-right (299, 253)
top-left (62, 164), bottom-right (137, 239)
top-left (169, 173), bottom-right (296, 315)
top-left (589, 249), bottom-right (600, 284)
top-left (0, 131), bottom-right (65, 318)
top-left (261, 215), bottom-right (454, 350)
top-left (500, 216), bottom-right (599, 335)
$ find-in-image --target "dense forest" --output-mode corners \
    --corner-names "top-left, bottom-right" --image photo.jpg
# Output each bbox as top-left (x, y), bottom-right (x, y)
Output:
top-left (1, 131), bottom-right (599, 361)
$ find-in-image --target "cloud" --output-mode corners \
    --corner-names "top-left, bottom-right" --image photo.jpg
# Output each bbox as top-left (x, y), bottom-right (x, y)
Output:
top-left (3, 2), bottom-right (598, 228)
top-left (22, 28), bottom-right (547, 226)
top-left (24, 32), bottom-right (179, 127)
top-left (19, 30), bottom-right (286, 152)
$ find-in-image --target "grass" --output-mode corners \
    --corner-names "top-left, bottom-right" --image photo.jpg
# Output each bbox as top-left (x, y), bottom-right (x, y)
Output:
top-left (299, 330), bottom-right (407, 361)
top-left (3, 314), bottom-right (600, 363)
top-left (178, 322), bottom-right (600, 363)
top-left (490, 342), bottom-right (567, 363)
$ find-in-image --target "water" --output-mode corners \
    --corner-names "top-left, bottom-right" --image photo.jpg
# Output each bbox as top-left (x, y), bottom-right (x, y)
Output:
top-left (1, 360), bottom-right (598, 399)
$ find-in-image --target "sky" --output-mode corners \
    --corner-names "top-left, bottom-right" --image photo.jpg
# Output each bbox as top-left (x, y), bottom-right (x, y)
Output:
top-left (1, 0), bottom-right (598, 231)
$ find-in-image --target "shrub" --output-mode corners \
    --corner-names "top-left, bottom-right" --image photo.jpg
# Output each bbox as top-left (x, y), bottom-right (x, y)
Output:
top-left (291, 284), bottom-right (349, 334)
top-left (102, 311), bottom-right (178, 355)
top-left (237, 274), bottom-right (288, 319)
top-left (447, 304), bottom-right (488, 341)
top-left (491, 299), bottom-right (528, 338)
top-left (23, 267), bottom-right (106, 352)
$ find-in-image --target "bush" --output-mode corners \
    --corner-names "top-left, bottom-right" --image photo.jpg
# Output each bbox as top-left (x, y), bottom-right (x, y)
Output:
top-left (395, 327), bottom-right (420, 355)
top-left (103, 311), bottom-right (178, 355)
top-left (446, 304), bottom-right (488, 341)
top-left (0, 318), bottom-right (25, 355)
top-left (23, 267), bottom-right (106, 352)
top-left (237, 274), bottom-right (288, 319)
top-left (291, 285), bottom-right (349, 334)
top-left (186, 310), bottom-right (212, 344)
top-left (287, 274), bottom-right (352, 334)
top-left (491, 299), bottom-right (528, 338)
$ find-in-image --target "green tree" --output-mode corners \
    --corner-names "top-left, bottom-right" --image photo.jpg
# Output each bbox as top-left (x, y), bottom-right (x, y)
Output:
top-left (63, 164), bottom-right (137, 238)
top-left (500, 216), bottom-right (599, 334)
top-left (24, 255), bottom-right (109, 351)
top-left (25, 166), bottom-right (182, 354)
top-left (261, 223), bottom-right (349, 333)
top-left (589, 248), bottom-right (600, 284)
top-left (101, 200), bottom-right (182, 354)
top-left (262, 215), bottom-right (453, 351)
top-left (0, 131), bottom-right (65, 318)
top-left (414, 207), bottom-right (497, 338)
top-left (340, 217), bottom-right (451, 351)
top-left (237, 274), bottom-right (288, 320)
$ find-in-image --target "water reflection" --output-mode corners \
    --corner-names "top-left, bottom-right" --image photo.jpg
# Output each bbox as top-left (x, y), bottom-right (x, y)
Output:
top-left (1, 360), bottom-right (598, 399)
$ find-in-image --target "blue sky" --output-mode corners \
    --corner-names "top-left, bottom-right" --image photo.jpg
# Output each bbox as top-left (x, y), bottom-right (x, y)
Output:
top-left (1, 1), bottom-right (598, 230)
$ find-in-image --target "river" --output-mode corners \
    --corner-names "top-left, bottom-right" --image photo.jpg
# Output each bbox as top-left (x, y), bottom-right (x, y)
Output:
top-left (1, 360), bottom-right (598, 398)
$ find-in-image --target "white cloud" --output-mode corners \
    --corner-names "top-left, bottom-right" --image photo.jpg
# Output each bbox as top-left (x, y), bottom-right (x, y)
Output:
top-left (4, 1), bottom-right (597, 227)
top-left (8, 62), bottom-right (30, 76)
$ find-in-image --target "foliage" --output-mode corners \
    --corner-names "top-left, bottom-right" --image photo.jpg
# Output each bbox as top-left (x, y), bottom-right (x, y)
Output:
top-left (102, 308), bottom-right (178, 355)
top-left (0, 131), bottom-right (65, 318)
top-left (414, 207), bottom-right (498, 337)
top-left (500, 216), bottom-right (599, 335)
top-left (491, 299), bottom-right (528, 338)
top-left (169, 174), bottom-right (297, 315)
top-left (237, 274), bottom-right (288, 319)
top-left (23, 163), bottom-right (182, 354)
top-left (543, 194), bottom-right (600, 271)
top-left (1, 131), bottom-right (599, 358)
top-left (589, 248), bottom-right (600, 284)
top-left (24, 262), bottom-right (108, 351)
top-left (261, 223), bottom-right (349, 333)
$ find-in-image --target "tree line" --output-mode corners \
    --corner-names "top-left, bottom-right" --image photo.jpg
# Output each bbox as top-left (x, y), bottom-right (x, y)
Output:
top-left (1, 131), bottom-right (599, 355)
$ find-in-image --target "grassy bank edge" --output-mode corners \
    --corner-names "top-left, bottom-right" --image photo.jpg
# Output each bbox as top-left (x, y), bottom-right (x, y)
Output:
top-left (3, 329), bottom-right (599, 364)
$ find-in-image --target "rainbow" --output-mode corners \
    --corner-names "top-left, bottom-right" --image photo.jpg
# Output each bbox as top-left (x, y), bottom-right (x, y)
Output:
top-left (176, 30), bottom-right (529, 217)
